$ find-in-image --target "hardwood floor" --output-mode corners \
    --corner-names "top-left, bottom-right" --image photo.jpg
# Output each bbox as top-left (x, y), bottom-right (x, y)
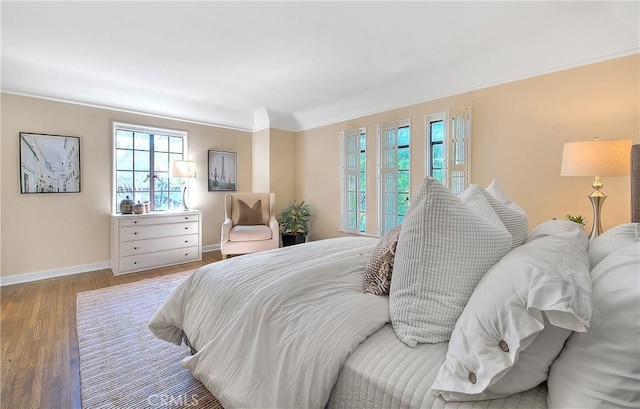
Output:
top-left (1, 251), bottom-right (221, 409)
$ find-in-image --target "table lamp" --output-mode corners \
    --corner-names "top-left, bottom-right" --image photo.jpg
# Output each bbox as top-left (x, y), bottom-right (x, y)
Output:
top-left (561, 138), bottom-right (632, 240)
top-left (171, 160), bottom-right (197, 211)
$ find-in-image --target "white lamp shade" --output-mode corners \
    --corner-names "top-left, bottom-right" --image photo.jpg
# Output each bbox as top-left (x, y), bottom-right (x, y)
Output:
top-left (171, 160), bottom-right (197, 178)
top-left (561, 139), bottom-right (632, 177)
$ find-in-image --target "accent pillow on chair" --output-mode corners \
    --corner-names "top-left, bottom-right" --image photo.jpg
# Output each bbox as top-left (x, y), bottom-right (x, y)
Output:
top-left (430, 228), bottom-right (592, 401)
top-left (390, 177), bottom-right (512, 346)
top-left (234, 199), bottom-right (264, 226)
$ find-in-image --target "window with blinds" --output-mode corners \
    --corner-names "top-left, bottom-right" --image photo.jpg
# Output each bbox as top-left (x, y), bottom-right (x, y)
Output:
top-left (340, 128), bottom-right (367, 234)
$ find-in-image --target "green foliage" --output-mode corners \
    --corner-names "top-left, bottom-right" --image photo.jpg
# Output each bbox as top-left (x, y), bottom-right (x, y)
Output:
top-left (278, 201), bottom-right (312, 235)
top-left (565, 214), bottom-right (587, 226)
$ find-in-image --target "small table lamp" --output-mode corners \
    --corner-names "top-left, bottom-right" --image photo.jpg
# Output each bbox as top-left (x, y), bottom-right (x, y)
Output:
top-left (171, 160), bottom-right (197, 211)
top-left (561, 138), bottom-right (632, 240)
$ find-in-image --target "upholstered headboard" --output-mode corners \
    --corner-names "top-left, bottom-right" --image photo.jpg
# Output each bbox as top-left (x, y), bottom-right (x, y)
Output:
top-left (632, 144), bottom-right (640, 223)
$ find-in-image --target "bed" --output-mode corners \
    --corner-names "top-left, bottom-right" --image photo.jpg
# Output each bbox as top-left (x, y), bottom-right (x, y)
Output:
top-left (149, 147), bottom-right (640, 409)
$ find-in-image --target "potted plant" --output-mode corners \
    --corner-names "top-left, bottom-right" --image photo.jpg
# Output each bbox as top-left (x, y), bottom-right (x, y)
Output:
top-left (565, 214), bottom-right (587, 227)
top-left (278, 201), bottom-right (312, 246)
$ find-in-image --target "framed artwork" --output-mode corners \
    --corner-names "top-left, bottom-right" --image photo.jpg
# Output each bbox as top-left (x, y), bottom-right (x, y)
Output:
top-left (208, 150), bottom-right (237, 191)
top-left (19, 132), bottom-right (81, 194)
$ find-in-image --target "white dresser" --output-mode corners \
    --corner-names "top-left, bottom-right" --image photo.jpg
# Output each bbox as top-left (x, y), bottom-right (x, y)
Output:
top-left (110, 210), bottom-right (202, 276)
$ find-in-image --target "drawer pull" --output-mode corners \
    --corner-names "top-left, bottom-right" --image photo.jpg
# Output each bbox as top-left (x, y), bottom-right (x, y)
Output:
top-left (184, 227), bottom-right (189, 230)
top-left (184, 253), bottom-right (189, 256)
top-left (185, 216), bottom-right (189, 220)
top-left (134, 221), bottom-right (138, 224)
top-left (133, 261), bottom-right (137, 265)
top-left (134, 232), bottom-right (138, 235)
top-left (184, 240), bottom-right (189, 243)
top-left (133, 247), bottom-right (138, 250)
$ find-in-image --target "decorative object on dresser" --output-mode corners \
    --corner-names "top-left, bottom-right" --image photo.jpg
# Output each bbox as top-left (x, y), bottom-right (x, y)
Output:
top-left (208, 150), bottom-right (237, 192)
top-left (560, 138), bottom-right (632, 240)
top-left (110, 210), bottom-right (202, 275)
top-left (220, 193), bottom-right (279, 259)
top-left (170, 160), bottom-right (197, 211)
top-left (119, 195), bottom-right (134, 214)
top-left (19, 132), bottom-right (81, 194)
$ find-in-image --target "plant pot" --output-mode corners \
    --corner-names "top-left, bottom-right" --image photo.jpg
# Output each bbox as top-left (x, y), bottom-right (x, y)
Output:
top-left (282, 233), bottom-right (306, 247)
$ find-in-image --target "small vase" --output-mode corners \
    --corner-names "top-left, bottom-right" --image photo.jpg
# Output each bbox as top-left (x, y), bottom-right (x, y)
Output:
top-left (120, 196), bottom-right (134, 214)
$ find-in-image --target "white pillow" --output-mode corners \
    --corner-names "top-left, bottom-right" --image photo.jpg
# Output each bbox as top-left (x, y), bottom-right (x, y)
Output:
top-left (430, 229), bottom-right (592, 401)
top-left (390, 177), bottom-right (512, 346)
top-left (526, 219), bottom-right (587, 244)
top-left (486, 179), bottom-right (525, 213)
top-left (547, 243), bottom-right (640, 408)
top-left (587, 222), bottom-right (640, 269)
top-left (459, 184), bottom-right (509, 233)
top-left (483, 180), bottom-right (529, 248)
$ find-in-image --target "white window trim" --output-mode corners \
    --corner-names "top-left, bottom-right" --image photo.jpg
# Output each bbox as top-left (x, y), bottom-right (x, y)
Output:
top-left (424, 107), bottom-right (471, 194)
top-left (340, 127), bottom-right (366, 234)
top-left (112, 122), bottom-right (189, 213)
top-left (377, 118), bottom-right (410, 237)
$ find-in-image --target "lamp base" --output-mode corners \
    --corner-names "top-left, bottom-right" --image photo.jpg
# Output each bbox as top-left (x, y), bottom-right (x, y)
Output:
top-left (182, 184), bottom-right (189, 211)
top-left (587, 191), bottom-right (606, 241)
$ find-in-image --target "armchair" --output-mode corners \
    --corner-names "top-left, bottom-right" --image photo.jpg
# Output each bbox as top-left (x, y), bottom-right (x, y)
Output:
top-left (221, 193), bottom-right (279, 259)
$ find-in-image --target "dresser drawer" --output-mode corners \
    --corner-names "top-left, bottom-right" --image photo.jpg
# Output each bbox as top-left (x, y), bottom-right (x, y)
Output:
top-left (118, 234), bottom-right (199, 257)
top-left (118, 246), bottom-right (200, 274)
top-left (119, 221), bottom-right (199, 241)
top-left (118, 213), bottom-right (199, 227)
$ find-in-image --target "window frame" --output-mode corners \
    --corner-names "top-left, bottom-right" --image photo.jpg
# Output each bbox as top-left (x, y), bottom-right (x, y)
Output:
top-left (340, 127), bottom-right (367, 234)
top-left (112, 122), bottom-right (189, 213)
top-left (377, 118), bottom-right (410, 236)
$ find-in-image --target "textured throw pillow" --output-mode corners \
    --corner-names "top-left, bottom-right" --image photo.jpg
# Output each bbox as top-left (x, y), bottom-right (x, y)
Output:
top-left (234, 199), bottom-right (263, 226)
top-left (431, 229), bottom-right (592, 401)
top-left (459, 184), bottom-right (511, 235)
top-left (587, 222), bottom-right (640, 269)
top-left (390, 177), bottom-right (512, 346)
top-left (483, 180), bottom-right (528, 248)
top-left (363, 225), bottom-right (402, 295)
top-left (547, 243), bottom-right (639, 409)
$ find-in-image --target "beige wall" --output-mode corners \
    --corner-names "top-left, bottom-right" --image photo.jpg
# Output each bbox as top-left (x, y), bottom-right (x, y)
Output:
top-left (252, 128), bottom-right (270, 193)
top-left (269, 128), bottom-right (296, 214)
top-left (1, 94), bottom-right (253, 279)
top-left (296, 54), bottom-right (639, 240)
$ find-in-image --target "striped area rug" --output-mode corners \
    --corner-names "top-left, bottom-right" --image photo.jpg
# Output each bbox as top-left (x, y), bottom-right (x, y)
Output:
top-left (77, 272), bottom-right (223, 409)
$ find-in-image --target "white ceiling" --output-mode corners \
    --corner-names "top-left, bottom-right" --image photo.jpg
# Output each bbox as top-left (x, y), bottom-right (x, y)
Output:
top-left (2, 1), bottom-right (638, 132)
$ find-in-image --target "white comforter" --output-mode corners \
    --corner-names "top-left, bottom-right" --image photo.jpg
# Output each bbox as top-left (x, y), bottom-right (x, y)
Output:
top-left (149, 236), bottom-right (389, 409)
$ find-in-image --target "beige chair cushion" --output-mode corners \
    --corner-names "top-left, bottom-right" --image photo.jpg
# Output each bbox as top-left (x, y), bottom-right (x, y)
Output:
top-left (234, 199), bottom-right (264, 226)
top-left (229, 225), bottom-right (273, 242)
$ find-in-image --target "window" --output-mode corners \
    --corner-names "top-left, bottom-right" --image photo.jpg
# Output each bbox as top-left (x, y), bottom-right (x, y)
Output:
top-left (113, 122), bottom-right (188, 212)
top-left (425, 107), bottom-right (471, 194)
top-left (340, 128), bottom-right (367, 234)
top-left (378, 120), bottom-right (410, 235)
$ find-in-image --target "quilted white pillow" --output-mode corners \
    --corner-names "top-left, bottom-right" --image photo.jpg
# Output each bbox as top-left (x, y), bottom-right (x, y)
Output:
top-left (430, 229), bottom-right (592, 401)
top-left (483, 180), bottom-right (528, 248)
top-left (587, 222), bottom-right (640, 269)
top-left (390, 177), bottom-right (512, 346)
top-left (547, 243), bottom-right (640, 408)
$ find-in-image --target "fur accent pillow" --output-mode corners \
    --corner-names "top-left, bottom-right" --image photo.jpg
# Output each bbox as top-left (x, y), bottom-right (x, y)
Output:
top-left (363, 225), bottom-right (402, 295)
top-left (234, 199), bottom-right (263, 226)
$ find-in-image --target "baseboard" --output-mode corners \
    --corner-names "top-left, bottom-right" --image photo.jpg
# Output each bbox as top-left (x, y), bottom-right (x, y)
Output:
top-left (1, 261), bottom-right (112, 287)
top-left (202, 244), bottom-right (221, 253)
